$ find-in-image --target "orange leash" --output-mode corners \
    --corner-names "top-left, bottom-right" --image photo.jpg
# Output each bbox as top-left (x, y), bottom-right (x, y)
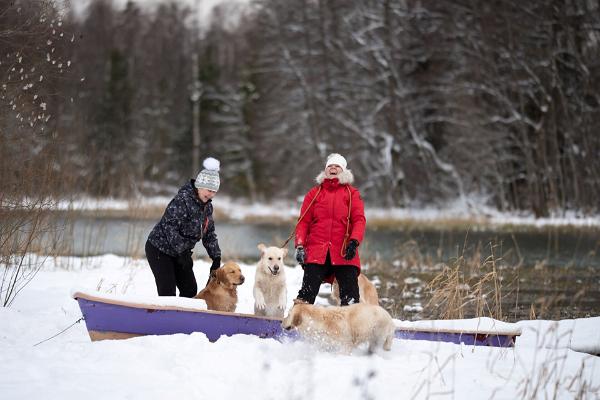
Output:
top-left (340, 185), bottom-right (352, 257)
top-left (281, 185), bottom-right (353, 257)
top-left (281, 186), bottom-right (322, 249)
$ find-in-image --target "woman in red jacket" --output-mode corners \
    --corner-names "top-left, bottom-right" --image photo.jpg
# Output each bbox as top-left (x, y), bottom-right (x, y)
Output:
top-left (294, 153), bottom-right (366, 305)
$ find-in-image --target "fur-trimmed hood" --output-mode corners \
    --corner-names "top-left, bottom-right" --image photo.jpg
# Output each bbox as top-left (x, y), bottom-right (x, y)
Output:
top-left (315, 169), bottom-right (354, 185)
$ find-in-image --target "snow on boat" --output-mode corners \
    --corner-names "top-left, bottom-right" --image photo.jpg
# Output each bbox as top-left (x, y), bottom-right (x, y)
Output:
top-left (73, 290), bottom-right (520, 347)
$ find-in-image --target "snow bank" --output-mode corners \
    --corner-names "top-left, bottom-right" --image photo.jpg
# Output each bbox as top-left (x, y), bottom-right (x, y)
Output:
top-left (50, 195), bottom-right (600, 227)
top-left (1, 254), bottom-right (599, 400)
top-left (517, 318), bottom-right (600, 355)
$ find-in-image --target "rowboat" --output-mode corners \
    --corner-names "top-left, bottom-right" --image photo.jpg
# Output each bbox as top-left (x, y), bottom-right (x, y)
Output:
top-left (73, 291), bottom-right (520, 347)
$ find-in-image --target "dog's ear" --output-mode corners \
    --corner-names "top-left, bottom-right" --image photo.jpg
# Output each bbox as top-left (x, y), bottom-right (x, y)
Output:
top-left (215, 267), bottom-right (226, 284)
top-left (281, 247), bottom-right (288, 257)
top-left (208, 269), bottom-right (218, 282)
top-left (257, 243), bottom-right (266, 253)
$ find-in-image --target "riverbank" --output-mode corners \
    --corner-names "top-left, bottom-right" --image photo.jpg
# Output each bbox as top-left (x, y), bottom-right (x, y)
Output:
top-left (52, 195), bottom-right (600, 231)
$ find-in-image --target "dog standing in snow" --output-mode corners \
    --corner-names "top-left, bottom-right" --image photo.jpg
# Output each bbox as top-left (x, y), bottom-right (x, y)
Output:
top-left (281, 303), bottom-right (396, 353)
top-left (253, 244), bottom-right (288, 318)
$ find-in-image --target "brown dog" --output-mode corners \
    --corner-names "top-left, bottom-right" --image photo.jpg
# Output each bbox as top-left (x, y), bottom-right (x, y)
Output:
top-left (331, 273), bottom-right (379, 306)
top-left (281, 303), bottom-right (395, 353)
top-left (194, 261), bottom-right (245, 312)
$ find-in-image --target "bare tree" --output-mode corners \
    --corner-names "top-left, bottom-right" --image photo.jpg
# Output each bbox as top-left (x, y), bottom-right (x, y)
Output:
top-left (0, 0), bottom-right (74, 306)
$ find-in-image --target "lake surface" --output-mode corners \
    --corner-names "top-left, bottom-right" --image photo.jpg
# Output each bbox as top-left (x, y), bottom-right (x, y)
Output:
top-left (37, 216), bottom-right (600, 321)
top-left (48, 217), bottom-right (600, 267)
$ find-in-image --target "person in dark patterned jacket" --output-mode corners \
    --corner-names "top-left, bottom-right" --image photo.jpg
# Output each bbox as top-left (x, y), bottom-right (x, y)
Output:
top-left (145, 157), bottom-right (222, 297)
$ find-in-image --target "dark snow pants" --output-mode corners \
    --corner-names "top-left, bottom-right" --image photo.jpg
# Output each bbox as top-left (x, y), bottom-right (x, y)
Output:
top-left (145, 240), bottom-right (197, 297)
top-left (296, 252), bottom-right (360, 305)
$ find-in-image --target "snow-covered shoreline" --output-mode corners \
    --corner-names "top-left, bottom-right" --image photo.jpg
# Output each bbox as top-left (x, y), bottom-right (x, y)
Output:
top-left (49, 195), bottom-right (600, 229)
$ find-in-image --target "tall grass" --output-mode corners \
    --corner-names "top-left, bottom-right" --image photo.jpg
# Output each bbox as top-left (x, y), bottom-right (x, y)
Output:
top-left (0, 198), bottom-right (56, 306)
top-left (424, 238), bottom-right (517, 321)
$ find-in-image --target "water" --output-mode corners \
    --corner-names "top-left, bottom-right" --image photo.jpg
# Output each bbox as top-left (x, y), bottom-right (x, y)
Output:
top-left (53, 217), bottom-right (600, 269)
top-left (38, 216), bottom-right (600, 321)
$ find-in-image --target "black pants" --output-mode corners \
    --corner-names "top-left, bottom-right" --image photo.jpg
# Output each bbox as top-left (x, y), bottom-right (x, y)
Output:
top-left (297, 252), bottom-right (360, 305)
top-left (145, 240), bottom-right (197, 297)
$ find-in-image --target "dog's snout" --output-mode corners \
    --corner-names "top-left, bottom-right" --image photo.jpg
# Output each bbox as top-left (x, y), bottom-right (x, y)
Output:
top-left (273, 265), bottom-right (279, 272)
top-left (239, 275), bottom-right (245, 283)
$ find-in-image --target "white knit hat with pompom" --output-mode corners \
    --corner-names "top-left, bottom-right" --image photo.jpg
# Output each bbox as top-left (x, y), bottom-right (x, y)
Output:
top-left (194, 157), bottom-right (220, 191)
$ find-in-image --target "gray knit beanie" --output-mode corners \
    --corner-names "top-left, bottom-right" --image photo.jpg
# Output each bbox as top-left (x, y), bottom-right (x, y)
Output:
top-left (194, 157), bottom-right (220, 191)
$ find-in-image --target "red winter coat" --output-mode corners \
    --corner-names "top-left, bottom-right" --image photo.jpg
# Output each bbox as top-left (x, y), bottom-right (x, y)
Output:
top-left (295, 169), bottom-right (366, 270)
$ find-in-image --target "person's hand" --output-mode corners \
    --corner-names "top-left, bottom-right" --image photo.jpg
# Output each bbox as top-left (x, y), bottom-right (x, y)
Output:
top-left (210, 257), bottom-right (221, 271)
top-left (344, 239), bottom-right (359, 260)
top-left (295, 246), bottom-right (305, 264)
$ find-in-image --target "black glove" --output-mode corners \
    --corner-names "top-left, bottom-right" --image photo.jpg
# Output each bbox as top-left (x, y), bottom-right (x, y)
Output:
top-left (210, 257), bottom-right (221, 271)
top-left (295, 246), bottom-right (305, 264)
top-left (344, 239), bottom-right (359, 260)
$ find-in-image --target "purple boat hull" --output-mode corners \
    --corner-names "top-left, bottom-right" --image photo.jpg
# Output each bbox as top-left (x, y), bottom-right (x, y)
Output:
top-left (73, 293), bottom-right (517, 347)
top-left (394, 328), bottom-right (514, 347)
top-left (76, 296), bottom-right (295, 342)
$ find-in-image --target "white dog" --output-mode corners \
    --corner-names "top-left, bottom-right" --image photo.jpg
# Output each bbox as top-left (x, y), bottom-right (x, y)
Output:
top-left (253, 243), bottom-right (288, 318)
top-left (281, 303), bottom-right (395, 353)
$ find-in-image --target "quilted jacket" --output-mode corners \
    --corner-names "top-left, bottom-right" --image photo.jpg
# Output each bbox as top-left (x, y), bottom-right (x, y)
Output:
top-left (148, 180), bottom-right (221, 260)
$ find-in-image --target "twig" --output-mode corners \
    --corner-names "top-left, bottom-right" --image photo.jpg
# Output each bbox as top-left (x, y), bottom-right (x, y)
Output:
top-left (33, 317), bottom-right (84, 346)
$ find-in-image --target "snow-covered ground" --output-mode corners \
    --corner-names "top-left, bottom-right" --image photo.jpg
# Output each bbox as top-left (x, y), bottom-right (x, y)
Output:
top-left (57, 195), bottom-right (600, 228)
top-left (1, 254), bottom-right (599, 399)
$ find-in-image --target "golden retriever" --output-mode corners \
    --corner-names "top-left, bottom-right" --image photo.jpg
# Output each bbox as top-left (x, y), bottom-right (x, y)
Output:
top-left (281, 303), bottom-right (395, 353)
top-left (253, 244), bottom-right (288, 318)
top-left (331, 273), bottom-right (379, 306)
top-left (194, 261), bottom-right (245, 312)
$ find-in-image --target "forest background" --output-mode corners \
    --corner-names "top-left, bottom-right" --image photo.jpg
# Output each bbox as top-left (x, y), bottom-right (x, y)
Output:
top-left (1, 0), bottom-right (599, 217)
